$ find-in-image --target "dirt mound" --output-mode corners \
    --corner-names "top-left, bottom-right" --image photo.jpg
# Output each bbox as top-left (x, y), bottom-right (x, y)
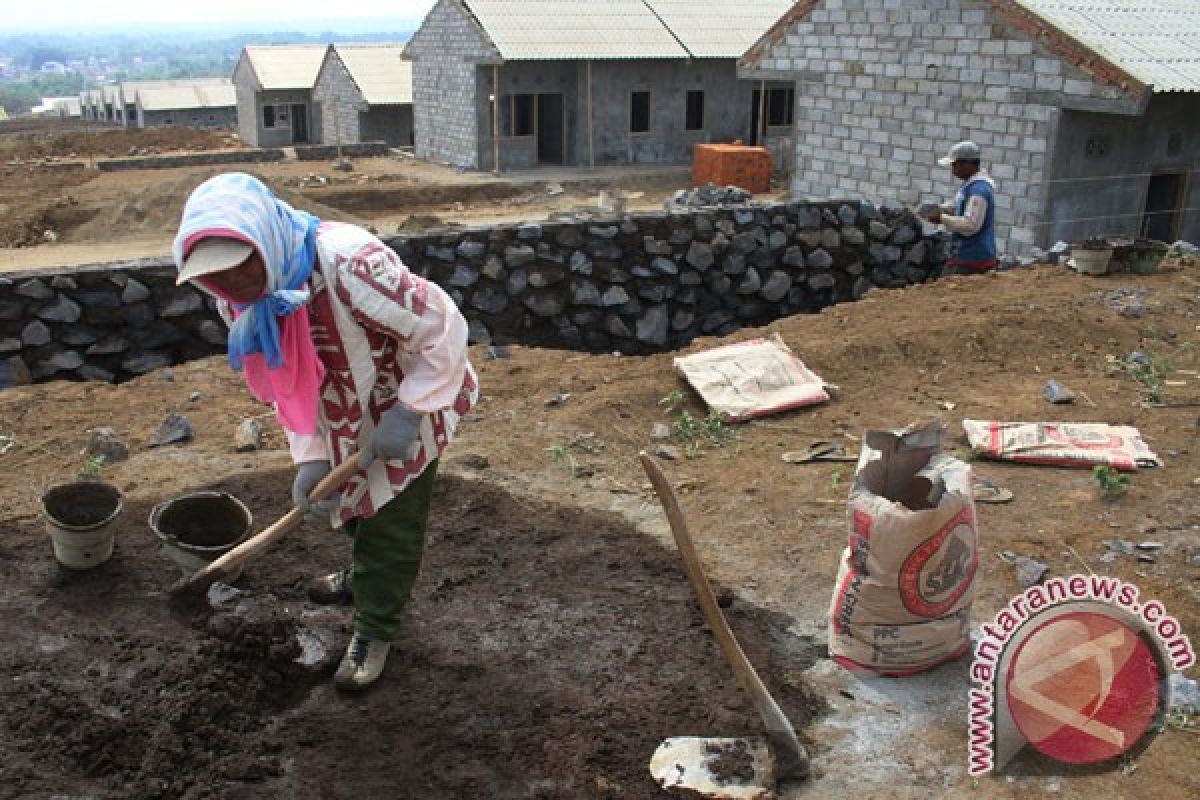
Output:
top-left (0, 470), bottom-right (821, 799)
top-left (1, 126), bottom-right (240, 161)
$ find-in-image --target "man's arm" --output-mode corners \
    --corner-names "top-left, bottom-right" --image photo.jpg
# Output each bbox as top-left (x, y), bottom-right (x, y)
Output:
top-left (939, 194), bottom-right (989, 236)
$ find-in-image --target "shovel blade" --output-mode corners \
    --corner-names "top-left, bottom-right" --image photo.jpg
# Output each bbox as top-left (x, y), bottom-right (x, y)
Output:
top-left (649, 737), bottom-right (776, 800)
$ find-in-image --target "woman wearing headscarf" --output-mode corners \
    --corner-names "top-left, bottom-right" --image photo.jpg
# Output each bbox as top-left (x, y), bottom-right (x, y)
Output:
top-left (173, 172), bottom-right (478, 691)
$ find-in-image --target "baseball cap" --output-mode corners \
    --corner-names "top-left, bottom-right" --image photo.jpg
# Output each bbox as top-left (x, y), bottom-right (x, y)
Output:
top-left (176, 237), bottom-right (254, 286)
top-left (937, 140), bottom-right (982, 167)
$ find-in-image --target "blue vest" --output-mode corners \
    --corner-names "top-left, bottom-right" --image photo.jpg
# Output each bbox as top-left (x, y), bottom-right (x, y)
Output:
top-left (953, 177), bottom-right (997, 263)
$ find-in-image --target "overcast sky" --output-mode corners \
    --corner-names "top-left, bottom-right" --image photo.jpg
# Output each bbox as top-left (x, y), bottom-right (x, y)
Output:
top-left (4, 0), bottom-right (438, 33)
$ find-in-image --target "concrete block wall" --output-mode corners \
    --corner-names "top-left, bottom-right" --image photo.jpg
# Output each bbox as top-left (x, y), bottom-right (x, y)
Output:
top-left (314, 51), bottom-right (365, 147)
top-left (140, 108), bottom-right (237, 130)
top-left (0, 201), bottom-right (947, 386)
top-left (406, 0), bottom-right (498, 169)
top-left (233, 60), bottom-right (262, 148)
top-left (747, 0), bottom-right (1129, 255)
top-left (360, 106), bottom-right (415, 149)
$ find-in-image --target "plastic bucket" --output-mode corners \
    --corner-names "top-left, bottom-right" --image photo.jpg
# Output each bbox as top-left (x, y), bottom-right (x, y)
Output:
top-left (149, 492), bottom-right (253, 580)
top-left (42, 481), bottom-right (123, 569)
top-left (1071, 247), bottom-right (1113, 275)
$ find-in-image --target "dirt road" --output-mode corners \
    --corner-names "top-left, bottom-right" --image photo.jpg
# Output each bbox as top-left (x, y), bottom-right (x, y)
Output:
top-left (1, 262), bottom-right (1197, 798)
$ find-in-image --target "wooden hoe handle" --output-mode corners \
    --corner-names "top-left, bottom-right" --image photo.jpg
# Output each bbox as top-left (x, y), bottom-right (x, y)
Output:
top-left (171, 456), bottom-right (362, 594)
top-left (639, 452), bottom-right (810, 780)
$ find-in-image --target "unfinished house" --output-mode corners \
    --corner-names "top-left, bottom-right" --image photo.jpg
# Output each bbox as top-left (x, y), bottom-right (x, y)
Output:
top-left (313, 44), bottom-right (414, 148)
top-left (232, 45), bottom-right (327, 147)
top-left (404, 0), bottom-right (795, 171)
top-left (742, 0), bottom-right (1200, 254)
top-left (118, 78), bottom-right (232, 129)
top-left (136, 84), bottom-right (237, 129)
top-left (101, 85), bottom-right (121, 123)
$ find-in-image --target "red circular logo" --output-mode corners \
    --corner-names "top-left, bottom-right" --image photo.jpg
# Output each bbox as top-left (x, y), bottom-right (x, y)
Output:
top-left (1005, 611), bottom-right (1163, 765)
top-left (898, 509), bottom-right (976, 618)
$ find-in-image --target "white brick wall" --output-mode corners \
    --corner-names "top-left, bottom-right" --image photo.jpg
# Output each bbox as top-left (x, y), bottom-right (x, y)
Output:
top-left (752, 0), bottom-right (1116, 255)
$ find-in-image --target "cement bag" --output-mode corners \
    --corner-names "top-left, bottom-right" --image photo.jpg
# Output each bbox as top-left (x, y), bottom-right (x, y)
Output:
top-left (829, 421), bottom-right (978, 676)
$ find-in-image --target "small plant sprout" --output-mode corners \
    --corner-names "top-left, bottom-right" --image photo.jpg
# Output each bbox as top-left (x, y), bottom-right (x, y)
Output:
top-left (80, 454), bottom-right (106, 479)
top-left (671, 410), bottom-right (735, 459)
top-left (1093, 465), bottom-right (1130, 497)
top-left (1124, 350), bottom-right (1173, 404)
top-left (830, 467), bottom-right (844, 490)
top-left (658, 390), bottom-right (684, 413)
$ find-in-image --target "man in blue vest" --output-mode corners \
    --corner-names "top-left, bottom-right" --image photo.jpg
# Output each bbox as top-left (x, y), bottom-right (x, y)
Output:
top-left (925, 140), bottom-right (998, 275)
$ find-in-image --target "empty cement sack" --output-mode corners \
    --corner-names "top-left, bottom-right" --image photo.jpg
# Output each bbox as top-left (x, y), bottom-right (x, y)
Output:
top-left (672, 333), bottom-right (829, 422)
top-left (962, 419), bottom-right (1161, 470)
top-left (829, 421), bottom-right (978, 676)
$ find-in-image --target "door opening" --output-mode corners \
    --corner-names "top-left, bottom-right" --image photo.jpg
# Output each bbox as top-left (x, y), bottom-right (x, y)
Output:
top-left (536, 93), bottom-right (564, 165)
top-left (1142, 172), bottom-right (1185, 241)
top-left (290, 104), bottom-right (309, 145)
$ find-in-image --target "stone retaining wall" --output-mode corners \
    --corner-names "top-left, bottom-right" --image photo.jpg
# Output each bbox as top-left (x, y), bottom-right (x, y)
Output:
top-left (95, 149), bottom-right (286, 172)
top-left (293, 142), bottom-right (391, 161)
top-left (0, 201), bottom-right (947, 386)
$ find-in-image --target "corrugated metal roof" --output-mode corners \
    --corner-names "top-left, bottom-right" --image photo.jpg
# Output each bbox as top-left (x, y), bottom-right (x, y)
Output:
top-left (138, 85), bottom-right (237, 112)
top-left (644, 0), bottom-right (794, 59)
top-left (461, 0), bottom-right (690, 60)
top-left (1016, 1), bottom-right (1200, 92)
top-left (332, 44), bottom-right (413, 104)
top-left (119, 77), bottom-right (230, 105)
top-left (242, 44), bottom-right (327, 90)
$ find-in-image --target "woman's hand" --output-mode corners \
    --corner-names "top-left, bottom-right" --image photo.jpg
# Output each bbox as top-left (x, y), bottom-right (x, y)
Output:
top-left (359, 404), bottom-right (423, 468)
top-left (292, 460), bottom-right (333, 513)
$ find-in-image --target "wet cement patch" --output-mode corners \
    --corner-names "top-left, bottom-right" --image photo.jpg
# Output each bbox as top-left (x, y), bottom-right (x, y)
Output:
top-left (0, 472), bottom-right (823, 799)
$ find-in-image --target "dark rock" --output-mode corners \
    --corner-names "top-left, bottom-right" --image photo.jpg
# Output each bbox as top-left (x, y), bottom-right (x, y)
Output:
top-left (235, 419), bottom-right (263, 452)
top-left (731, 231), bottom-right (758, 255)
top-left (571, 281), bottom-right (603, 306)
top-left (1043, 380), bottom-right (1076, 404)
top-left (0, 338), bottom-right (20, 354)
top-left (644, 237), bottom-right (673, 256)
top-left (16, 279), bottom-right (53, 300)
top-left (556, 227), bottom-right (585, 248)
top-left (604, 314), bottom-right (632, 338)
top-left (852, 276), bottom-right (872, 299)
top-left (686, 242), bottom-right (714, 270)
top-left (121, 352), bottom-right (173, 375)
top-left (671, 309), bottom-right (695, 331)
top-left (87, 336), bottom-right (130, 356)
top-left (891, 225), bottom-right (917, 246)
top-left (705, 271), bottom-right (732, 294)
top-left (906, 241), bottom-right (928, 265)
top-left (535, 243), bottom-right (564, 265)
top-left (693, 216), bottom-right (714, 238)
top-left (148, 412), bottom-right (193, 447)
top-left (837, 204), bottom-right (858, 226)
top-left (638, 284), bottom-right (667, 303)
top-left (796, 230), bottom-right (823, 249)
top-left (601, 286), bottom-right (630, 307)
top-left (701, 310), bottom-right (736, 334)
top-left (651, 257), bottom-right (678, 276)
top-left (0, 356), bottom-right (32, 387)
top-left (842, 227), bottom-right (866, 246)
top-left (588, 225), bottom-right (619, 239)
top-left (456, 241), bottom-right (486, 260)
top-left (482, 254), bottom-right (505, 280)
top-left (195, 320), bottom-right (227, 346)
top-left (782, 246), bottom-right (806, 268)
top-left (50, 276), bottom-right (77, 290)
top-left (808, 273), bottom-right (836, 290)
top-left (0, 300), bottom-right (22, 321)
top-left (448, 264), bottom-right (480, 288)
top-left (808, 248), bottom-right (834, 269)
top-left (723, 254), bottom-right (747, 275)
top-left (523, 293), bottom-right (565, 317)
top-left (78, 365), bottom-right (116, 383)
top-left (869, 220), bottom-right (891, 241)
top-left (859, 201), bottom-right (879, 221)
top-left (506, 270), bottom-right (528, 295)
top-left (794, 206), bottom-right (822, 229)
top-left (470, 286), bottom-right (508, 314)
top-left (595, 263), bottom-right (630, 283)
top-left (768, 230), bottom-right (788, 250)
top-left (60, 327), bottom-right (97, 346)
top-left (821, 229), bottom-right (841, 250)
top-left (588, 242), bottom-right (622, 261)
top-left (466, 318), bottom-right (492, 345)
top-left (527, 266), bottom-right (565, 288)
top-left (761, 271), bottom-right (793, 302)
top-left (140, 322), bottom-right (185, 349)
top-left (77, 290), bottom-right (122, 309)
top-left (736, 269), bottom-right (761, 294)
top-left (845, 260), bottom-right (865, 276)
top-left (37, 350), bottom-right (83, 375)
top-left (505, 245), bottom-right (536, 267)
top-left (636, 305), bottom-right (668, 346)
top-left (715, 218), bottom-right (737, 237)
top-left (516, 223), bottom-right (542, 241)
top-left (21, 320), bottom-right (51, 347)
top-left (569, 250), bottom-right (593, 275)
top-left (680, 271), bottom-right (703, 286)
top-left (160, 290), bottom-right (204, 317)
top-left (426, 246), bottom-right (455, 263)
top-left (734, 210), bottom-right (756, 226)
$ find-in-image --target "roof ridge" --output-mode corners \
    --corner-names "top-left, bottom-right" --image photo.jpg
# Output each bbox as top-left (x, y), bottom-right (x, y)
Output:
top-left (640, 0), bottom-right (695, 59)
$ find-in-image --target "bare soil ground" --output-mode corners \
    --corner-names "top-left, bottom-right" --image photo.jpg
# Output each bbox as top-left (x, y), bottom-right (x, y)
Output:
top-left (1, 262), bottom-right (1197, 799)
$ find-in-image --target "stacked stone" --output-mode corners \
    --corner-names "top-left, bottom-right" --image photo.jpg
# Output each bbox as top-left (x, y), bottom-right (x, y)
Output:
top-left (0, 201), bottom-right (947, 387)
top-left (0, 264), bottom-right (224, 385)
top-left (95, 149), bottom-right (287, 173)
top-left (390, 199), bottom-right (947, 356)
top-left (294, 142), bottom-right (390, 161)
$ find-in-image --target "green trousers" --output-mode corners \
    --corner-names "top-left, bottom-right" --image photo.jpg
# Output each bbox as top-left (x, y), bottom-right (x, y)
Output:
top-left (342, 460), bottom-right (439, 641)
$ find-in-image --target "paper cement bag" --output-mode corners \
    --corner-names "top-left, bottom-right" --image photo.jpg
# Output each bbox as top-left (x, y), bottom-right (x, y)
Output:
top-left (962, 419), bottom-right (1161, 470)
top-left (672, 334), bottom-right (829, 422)
top-left (828, 421), bottom-right (978, 676)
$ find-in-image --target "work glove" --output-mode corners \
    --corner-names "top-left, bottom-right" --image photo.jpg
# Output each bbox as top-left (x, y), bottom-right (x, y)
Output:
top-left (359, 404), bottom-right (423, 468)
top-left (292, 460), bottom-right (335, 516)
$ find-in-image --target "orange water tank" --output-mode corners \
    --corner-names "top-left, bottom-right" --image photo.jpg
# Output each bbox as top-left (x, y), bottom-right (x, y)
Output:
top-left (692, 143), bottom-right (773, 194)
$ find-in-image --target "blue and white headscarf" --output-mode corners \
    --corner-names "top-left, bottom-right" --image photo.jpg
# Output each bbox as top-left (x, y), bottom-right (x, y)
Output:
top-left (172, 172), bottom-right (320, 370)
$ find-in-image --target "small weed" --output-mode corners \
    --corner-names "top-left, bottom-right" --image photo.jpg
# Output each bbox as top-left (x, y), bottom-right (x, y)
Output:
top-left (545, 433), bottom-right (602, 478)
top-left (0, 432), bottom-right (13, 456)
top-left (658, 390), bottom-right (685, 414)
top-left (830, 467), bottom-right (844, 490)
top-left (671, 410), bottom-right (735, 459)
top-left (80, 454), bottom-right (106, 479)
top-left (1093, 465), bottom-right (1130, 497)
top-left (1124, 350), bottom-right (1173, 403)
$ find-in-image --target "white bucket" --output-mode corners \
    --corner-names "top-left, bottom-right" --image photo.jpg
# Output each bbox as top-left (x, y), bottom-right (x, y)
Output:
top-left (41, 481), bottom-right (123, 569)
top-left (1071, 247), bottom-right (1113, 275)
top-left (149, 492), bottom-right (252, 580)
